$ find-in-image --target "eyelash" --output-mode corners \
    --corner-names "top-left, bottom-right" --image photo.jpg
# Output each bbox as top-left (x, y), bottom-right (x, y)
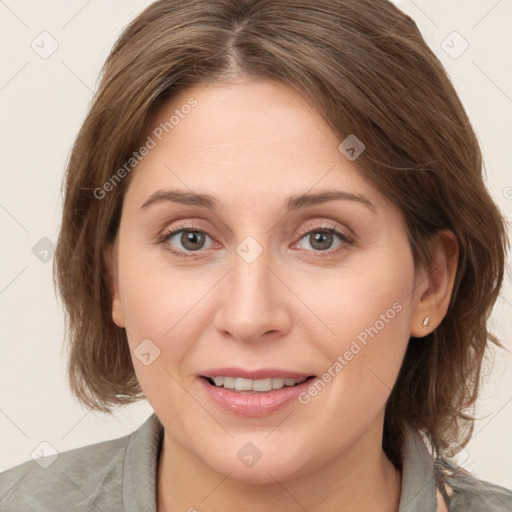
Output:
top-left (156, 221), bottom-right (354, 259)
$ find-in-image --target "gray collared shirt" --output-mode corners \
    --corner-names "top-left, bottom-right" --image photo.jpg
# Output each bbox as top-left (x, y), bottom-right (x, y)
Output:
top-left (1, 413), bottom-right (511, 511)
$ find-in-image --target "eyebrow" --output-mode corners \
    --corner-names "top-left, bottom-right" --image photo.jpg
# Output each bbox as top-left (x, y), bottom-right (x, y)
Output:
top-left (140, 189), bottom-right (376, 212)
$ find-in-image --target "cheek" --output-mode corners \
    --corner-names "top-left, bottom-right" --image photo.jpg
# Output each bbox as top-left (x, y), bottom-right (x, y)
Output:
top-left (116, 253), bottom-right (203, 416)
top-left (303, 250), bottom-right (414, 423)
top-left (116, 238), bottom-right (222, 391)
top-left (117, 235), bottom-right (201, 340)
top-left (311, 249), bottom-right (413, 347)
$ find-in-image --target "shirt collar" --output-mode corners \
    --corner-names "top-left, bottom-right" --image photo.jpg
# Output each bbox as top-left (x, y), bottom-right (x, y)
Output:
top-left (399, 426), bottom-right (438, 511)
top-left (123, 412), bottom-right (163, 512)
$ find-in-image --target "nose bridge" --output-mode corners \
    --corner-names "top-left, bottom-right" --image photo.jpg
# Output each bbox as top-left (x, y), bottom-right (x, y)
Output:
top-left (213, 237), bottom-right (291, 342)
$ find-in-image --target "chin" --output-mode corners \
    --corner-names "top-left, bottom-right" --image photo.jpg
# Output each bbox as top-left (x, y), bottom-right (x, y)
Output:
top-left (203, 444), bottom-right (316, 485)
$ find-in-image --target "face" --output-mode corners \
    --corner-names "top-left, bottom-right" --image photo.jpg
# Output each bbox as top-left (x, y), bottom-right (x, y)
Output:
top-left (110, 77), bottom-right (426, 484)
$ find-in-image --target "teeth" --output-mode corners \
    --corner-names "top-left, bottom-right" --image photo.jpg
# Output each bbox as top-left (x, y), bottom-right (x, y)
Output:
top-left (235, 378), bottom-right (253, 391)
top-left (272, 378), bottom-right (285, 389)
top-left (223, 377), bottom-right (236, 389)
top-left (207, 376), bottom-right (308, 392)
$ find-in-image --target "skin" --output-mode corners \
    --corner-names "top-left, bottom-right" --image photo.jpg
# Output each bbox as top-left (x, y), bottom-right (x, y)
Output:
top-left (108, 77), bottom-right (458, 512)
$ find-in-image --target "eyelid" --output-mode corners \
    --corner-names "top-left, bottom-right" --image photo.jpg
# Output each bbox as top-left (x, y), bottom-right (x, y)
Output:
top-left (157, 220), bottom-right (216, 245)
top-left (294, 220), bottom-right (354, 244)
top-left (160, 218), bottom-right (354, 241)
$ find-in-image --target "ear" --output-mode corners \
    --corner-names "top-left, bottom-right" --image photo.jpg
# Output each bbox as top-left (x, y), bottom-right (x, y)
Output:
top-left (410, 230), bottom-right (459, 337)
top-left (105, 237), bottom-right (126, 329)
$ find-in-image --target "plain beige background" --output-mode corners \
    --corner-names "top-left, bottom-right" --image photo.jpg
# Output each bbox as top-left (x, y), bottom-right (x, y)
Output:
top-left (1, 0), bottom-right (511, 488)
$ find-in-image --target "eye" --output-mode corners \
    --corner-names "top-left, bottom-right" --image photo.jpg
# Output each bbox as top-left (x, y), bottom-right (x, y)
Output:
top-left (294, 223), bottom-right (353, 255)
top-left (156, 221), bottom-right (354, 259)
top-left (157, 224), bottom-right (217, 258)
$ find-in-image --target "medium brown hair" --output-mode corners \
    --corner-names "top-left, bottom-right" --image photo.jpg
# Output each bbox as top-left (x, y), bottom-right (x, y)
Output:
top-left (53, 0), bottom-right (508, 468)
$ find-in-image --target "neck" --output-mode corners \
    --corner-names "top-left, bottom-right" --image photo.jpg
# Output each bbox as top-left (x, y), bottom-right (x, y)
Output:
top-left (157, 419), bottom-right (402, 512)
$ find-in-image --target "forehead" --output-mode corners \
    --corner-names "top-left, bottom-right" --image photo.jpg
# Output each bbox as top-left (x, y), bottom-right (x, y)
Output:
top-left (153, 78), bottom-right (337, 155)
top-left (123, 78), bottom-right (384, 214)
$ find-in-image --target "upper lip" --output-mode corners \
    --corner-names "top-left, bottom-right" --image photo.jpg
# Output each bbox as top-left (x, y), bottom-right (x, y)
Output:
top-left (201, 367), bottom-right (314, 380)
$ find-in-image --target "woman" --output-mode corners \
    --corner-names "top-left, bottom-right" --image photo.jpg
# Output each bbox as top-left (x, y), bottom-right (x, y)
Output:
top-left (1, 0), bottom-right (510, 510)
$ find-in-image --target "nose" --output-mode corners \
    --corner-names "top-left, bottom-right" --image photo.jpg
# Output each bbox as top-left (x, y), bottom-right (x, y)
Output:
top-left (213, 250), bottom-right (292, 344)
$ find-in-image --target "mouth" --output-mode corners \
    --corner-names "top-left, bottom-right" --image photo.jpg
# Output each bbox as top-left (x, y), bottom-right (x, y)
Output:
top-left (197, 372), bottom-right (318, 417)
top-left (201, 375), bottom-right (316, 393)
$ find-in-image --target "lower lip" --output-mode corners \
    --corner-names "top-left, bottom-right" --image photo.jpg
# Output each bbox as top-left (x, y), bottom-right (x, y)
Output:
top-left (197, 376), bottom-right (317, 417)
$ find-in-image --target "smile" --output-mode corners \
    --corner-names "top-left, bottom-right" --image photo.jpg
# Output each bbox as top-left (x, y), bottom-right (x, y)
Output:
top-left (204, 375), bottom-right (312, 392)
top-left (197, 375), bottom-right (318, 417)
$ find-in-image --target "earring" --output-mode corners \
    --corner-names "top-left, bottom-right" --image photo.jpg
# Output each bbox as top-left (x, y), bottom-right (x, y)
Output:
top-left (422, 316), bottom-right (431, 329)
